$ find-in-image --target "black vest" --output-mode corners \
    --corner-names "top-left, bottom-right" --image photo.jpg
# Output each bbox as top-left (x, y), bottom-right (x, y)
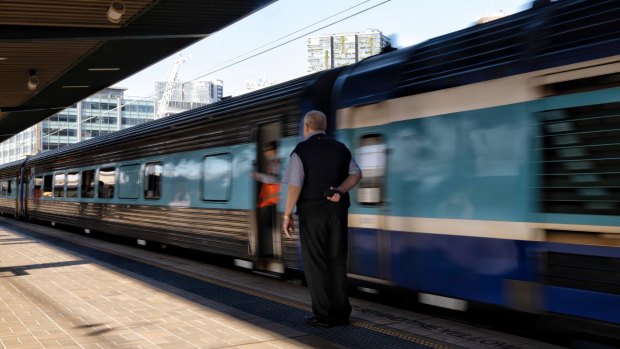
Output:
top-left (292, 133), bottom-right (351, 214)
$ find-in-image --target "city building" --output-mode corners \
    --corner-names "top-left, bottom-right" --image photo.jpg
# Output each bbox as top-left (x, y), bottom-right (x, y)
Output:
top-left (154, 80), bottom-right (223, 117)
top-left (307, 29), bottom-right (390, 73)
top-left (0, 88), bottom-right (155, 164)
top-left (0, 81), bottom-right (226, 164)
top-left (476, 10), bottom-right (508, 24)
top-left (0, 126), bottom-right (38, 164)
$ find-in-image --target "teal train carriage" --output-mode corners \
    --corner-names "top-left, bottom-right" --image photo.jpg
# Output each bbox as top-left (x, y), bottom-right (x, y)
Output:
top-left (0, 0), bottom-right (619, 341)
top-left (335, 0), bottom-right (620, 340)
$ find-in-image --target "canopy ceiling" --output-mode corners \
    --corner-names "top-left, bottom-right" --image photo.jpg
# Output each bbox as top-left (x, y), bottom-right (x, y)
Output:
top-left (0, 0), bottom-right (274, 143)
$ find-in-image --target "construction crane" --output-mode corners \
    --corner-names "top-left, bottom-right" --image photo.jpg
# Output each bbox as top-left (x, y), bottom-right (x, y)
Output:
top-left (156, 53), bottom-right (191, 119)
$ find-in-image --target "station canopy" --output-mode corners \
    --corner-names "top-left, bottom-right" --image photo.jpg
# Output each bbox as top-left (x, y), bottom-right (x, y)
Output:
top-left (0, 0), bottom-right (274, 143)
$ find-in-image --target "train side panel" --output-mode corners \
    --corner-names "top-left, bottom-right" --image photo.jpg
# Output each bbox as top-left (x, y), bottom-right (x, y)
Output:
top-left (0, 162), bottom-right (20, 216)
top-left (340, 75), bottom-right (620, 327)
top-left (26, 144), bottom-right (255, 257)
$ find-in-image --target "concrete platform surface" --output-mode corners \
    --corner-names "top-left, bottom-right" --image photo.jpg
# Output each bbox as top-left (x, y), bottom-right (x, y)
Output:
top-left (0, 217), bottom-right (566, 349)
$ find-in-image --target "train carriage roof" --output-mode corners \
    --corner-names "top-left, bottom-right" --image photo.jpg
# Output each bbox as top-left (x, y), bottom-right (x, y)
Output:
top-left (2, 70), bottom-right (345, 171)
top-left (336, 0), bottom-right (620, 108)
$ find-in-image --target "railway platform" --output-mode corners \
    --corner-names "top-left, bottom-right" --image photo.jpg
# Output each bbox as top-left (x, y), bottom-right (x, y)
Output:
top-left (0, 217), bottom-right (565, 349)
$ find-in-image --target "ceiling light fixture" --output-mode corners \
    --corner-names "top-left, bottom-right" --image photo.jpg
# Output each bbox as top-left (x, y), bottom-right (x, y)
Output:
top-left (0, 57), bottom-right (8, 61)
top-left (88, 67), bottom-right (120, 71)
top-left (27, 69), bottom-right (39, 91)
top-left (106, 1), bottom-right (126, 23)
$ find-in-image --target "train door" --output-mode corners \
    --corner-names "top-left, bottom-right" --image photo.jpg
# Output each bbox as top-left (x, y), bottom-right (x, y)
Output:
top-left (17, 164), bottom-right (29, 218)
top-left (254, 122), bottom-right (282, 265)
top-left (348, 131), bottom-right (391, 284)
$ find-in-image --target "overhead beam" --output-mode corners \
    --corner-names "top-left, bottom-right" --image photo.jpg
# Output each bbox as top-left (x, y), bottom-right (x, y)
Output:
top-left (0, 25), bottom-right (211, 42)
top-left (0, 106), bottom-right (68, 113)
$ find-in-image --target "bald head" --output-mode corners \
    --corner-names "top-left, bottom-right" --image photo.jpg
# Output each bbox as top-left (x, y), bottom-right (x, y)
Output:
top-left (304, 110), bottom-right (327, 132)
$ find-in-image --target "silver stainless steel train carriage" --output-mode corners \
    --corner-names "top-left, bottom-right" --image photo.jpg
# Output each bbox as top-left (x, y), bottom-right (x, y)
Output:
top-left (0, 68), bottom-right (342, 274)
top-left (1, 0), bottom-right (619, 343)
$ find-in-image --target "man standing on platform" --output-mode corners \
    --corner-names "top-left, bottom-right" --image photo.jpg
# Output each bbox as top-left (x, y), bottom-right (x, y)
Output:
top-left (282, 110), bottom-right (362, 328)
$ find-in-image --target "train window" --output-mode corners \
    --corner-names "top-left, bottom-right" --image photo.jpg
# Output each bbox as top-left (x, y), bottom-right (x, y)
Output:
top-left (119, 164), bottom-right (140, 199)
top-left (202, 154), bottom-right (232, 201)
top-left (54, 173), bottom-right (66, 197)
top-left (81, 170), bottom-right (96, 198)
top-left (34, 176), bottom-right (43, 198)
top-left (0, 181), bottom-right (6, 196)
top-left (7, 180), bottom-right (11, 196)
top-left (356, 134), bottom-right (387, 204)
top-left (66, 172), bottom-right (79, 198)
top-left (42, 175), bottom-right (53, 197)
top-left (98, 167), bottom-right (116, 199)
top-left (144, 162), bottom-right (163, 200)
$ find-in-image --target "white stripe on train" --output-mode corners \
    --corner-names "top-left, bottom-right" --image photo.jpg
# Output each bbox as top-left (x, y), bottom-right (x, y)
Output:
top-left (348, 214), bottom-right (620, 243)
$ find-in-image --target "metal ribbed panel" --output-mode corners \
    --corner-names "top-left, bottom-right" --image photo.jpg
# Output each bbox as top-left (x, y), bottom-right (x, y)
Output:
top-left (0, 40), bottom-right (101, 106)
top-left (392, 0), bottom-right (620, 99)
top-left (535, 0), bottom-right (620, 60)
top-left (131, 1), bottom-right (271, 29)
top-left (398, 9), bottom-right (531, 96)
top-left (0, 162), bottom-right (20, 218)
top-left (538, 102), bottom-right (620, 215)
top-left (0, 0), bottom-right (153, 28)
top-left (0, 198), bottom-right (16, 215)
top-left (28, 200), bottom-right (253, 257)
top-left (0, 161), bottom-right (21, 177)
top-left (544, 250), bottom-right (620, 295)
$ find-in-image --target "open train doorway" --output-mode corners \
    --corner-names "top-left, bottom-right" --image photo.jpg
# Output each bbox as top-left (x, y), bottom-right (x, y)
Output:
top-left (254, 122), bottom-right (282, 268)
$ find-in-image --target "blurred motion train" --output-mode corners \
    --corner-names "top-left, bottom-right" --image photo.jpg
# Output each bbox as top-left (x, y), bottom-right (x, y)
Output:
top-left (1, 0), bottom-right (619, 341)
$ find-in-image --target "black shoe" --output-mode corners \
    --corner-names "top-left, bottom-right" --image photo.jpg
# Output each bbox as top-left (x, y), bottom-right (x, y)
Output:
top-left (330, 318), bottom-right (350, 326)
top-left (304, 315), bottom-right (331, 328)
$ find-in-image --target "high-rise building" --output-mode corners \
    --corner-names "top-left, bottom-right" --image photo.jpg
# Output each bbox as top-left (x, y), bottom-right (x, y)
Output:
top-left (307, 29), bottom-right (390, 73)
top-left (40, 88), bottom-right (155, 151)
top-left (154, 80), bottom-right (223, 117)
top-left (0, 88), bottom-right (155, 164)
top-left (0, 127), bottom-right (38, 165)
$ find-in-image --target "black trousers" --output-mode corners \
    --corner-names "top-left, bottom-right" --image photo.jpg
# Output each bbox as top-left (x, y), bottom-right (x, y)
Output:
top-left (257, 205), bottom-right (275, 257)
top-left (299, 209), bottom-right (351, 322)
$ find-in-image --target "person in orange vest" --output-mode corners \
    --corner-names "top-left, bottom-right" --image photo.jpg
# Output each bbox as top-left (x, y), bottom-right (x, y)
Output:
top-left (252, 141), bottom-right (280, 257)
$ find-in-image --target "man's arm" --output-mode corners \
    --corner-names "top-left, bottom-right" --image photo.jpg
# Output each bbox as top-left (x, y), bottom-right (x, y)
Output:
top-left (283, 184), bottom-right (301, 238)
top-left (327, 172), bottom-right (362, 202)
top-left (336, 173), bottom-right (362, 194)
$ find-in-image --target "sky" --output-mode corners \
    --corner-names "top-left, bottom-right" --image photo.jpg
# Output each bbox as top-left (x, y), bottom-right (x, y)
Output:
top-left (112, 0), bottom-right (533, 99)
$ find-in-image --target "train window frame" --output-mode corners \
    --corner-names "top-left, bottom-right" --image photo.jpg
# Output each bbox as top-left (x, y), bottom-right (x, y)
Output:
top-left (144, 161), bottom-right (163, 200)
top-left (118, 164), bottom-right (141, 199)
top-left (97, 167), bottom-right (116, 199)
top-left (80, 169), bottom-right (96, 198)
top-left (1, 179), bottom-right (14, 197)
top-left (42, 175), bottom-right (53, 198)
top-left (355, 133), bottom-right (387, 205)
top-left (66, 172), bottom-right (79, 198)
top-left (202, 153), bottom-right (232, 202)
top-left (53, 172), bottom-right (66, 198)
top-left (33, 176), bottom-right (43, 198)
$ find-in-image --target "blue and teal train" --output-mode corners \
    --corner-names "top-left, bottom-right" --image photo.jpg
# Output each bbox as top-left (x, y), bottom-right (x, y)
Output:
top-left (1, 0), bottom-right (619, 338)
